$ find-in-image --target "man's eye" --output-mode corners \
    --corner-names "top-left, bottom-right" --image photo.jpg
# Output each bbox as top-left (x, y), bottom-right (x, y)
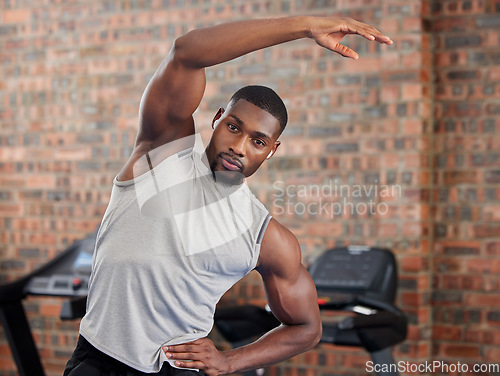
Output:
top-left (254, 139), bottom-right (265, 147)
top-left (228, 124), bottom-right (238, 131)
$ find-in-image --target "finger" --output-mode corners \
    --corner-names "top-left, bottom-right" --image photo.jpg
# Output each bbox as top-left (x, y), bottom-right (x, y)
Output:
top-left (163, 344), bottom-right (197, 353)
top-left (352, 20), bottom-right (392, 44)
top-left (165, 351), bottom-right (196, 360)
top-left (356, 24), bottom-right (393, 45)
top-left (332, 43), bottom-right (359, 60)
top-left (367, 31), bottom-right (393, 45)
top-left (173, 360), bottom-right (204, 369)
top-left (163, 345), bottom-right (183, 352)
top-left (354, 27), bottom-right (393, 45)
top-left (346, 25), bottom-right (377, 42)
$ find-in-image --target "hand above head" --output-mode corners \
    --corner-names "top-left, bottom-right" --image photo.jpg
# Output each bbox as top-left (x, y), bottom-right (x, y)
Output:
top-left (308, 16), bottom-right (393, 60)
top-left (163, 337), bottom-right (229, 376)
top-left (136, 15), bottom-right (393, 166)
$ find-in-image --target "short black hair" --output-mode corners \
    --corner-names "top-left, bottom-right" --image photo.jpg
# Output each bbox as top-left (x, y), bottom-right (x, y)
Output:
top-left (229, 85), bottom-right (288, 134)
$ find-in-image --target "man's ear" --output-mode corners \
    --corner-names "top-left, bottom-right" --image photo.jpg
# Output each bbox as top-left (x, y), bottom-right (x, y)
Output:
top-left (266, 141), bottom-right (281, 159)
top-left (212, 107), bottom-right (225, 129)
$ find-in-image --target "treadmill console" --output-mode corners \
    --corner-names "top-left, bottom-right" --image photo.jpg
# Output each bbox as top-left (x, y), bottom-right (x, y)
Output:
top-left (24, 232), bottom-right (96, 297)
top-left (308, 246), bottom-right (397, 305)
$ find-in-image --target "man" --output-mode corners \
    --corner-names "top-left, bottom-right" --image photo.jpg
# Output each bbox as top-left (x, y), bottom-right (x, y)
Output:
top-left (64, 15), bottom-right (392, 376)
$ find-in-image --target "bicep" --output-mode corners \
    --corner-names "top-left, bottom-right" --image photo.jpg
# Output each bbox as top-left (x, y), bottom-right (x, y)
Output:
top-left (261, 264), bottom-right (320, 326)
top-left (137, 47), bottom-right (206, 143)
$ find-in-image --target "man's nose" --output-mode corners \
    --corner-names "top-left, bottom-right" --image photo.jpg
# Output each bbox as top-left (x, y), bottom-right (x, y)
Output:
top-left (229, 135), bottom-right (247, 157)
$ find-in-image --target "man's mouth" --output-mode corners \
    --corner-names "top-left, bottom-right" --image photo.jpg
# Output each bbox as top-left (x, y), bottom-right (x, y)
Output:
top-left (220, 155), bottom-right (243, 171)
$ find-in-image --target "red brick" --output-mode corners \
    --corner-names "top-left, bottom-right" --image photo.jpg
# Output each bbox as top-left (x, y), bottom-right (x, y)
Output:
top-left (464, 293), bottom-right (500, 307)
top-left (344, 57), bottom-right (382, 73)
top-left (341, 352), bottom-right (370, 368)
top-left (465, 329), bottom-right (500, 345)
top-left (402, 83), bottom-right (424, 101)
top-left (433, 325), bottom-right (462, 341)
top-left (482, 205), bottom-right (500, 221)
top-left (402, 221), bottom-right (429, 236)
top-left (401, 292), bottom-right (428, 307)
top-left (381, 85), bottom-right (401, 102)
top-left (466, 259), bottom-right (500, 274)
top-left (25, 175), bottom-right (57, 188)
top-left (473, 224), bottom-right (500, 238)
top-left (484, 348), bottom-right (500, 362)
top-left (380, 18), bottom-right (399, 33)
top-left (0, 357), bottom-right (16, 370)
top-left (443, 170), bottom-right (479, 184)
top-left (486, 30), bottom-right (500, 47)
top-left (402, 119), bottom-right (424, 135)
top-left (440, 343), bottom-right (481, 359)
top-left (0, 203), bottom-right (24, 217)
top-left (40, 303), bottom-right (62, 317)
top-left (486, 242), bottom-right (500, 256)
top-left (433, 257), bottom-right (464, 273)
top-left (401, 256), bottom-right (429, 272)
top-left (435, 240), bottom-right (481, 255)
top-left (2, 9), bottom-right (31, 23)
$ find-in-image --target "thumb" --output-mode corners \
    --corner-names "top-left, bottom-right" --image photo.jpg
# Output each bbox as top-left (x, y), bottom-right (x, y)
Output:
top-left (332, 43), bottom-right (359, 60)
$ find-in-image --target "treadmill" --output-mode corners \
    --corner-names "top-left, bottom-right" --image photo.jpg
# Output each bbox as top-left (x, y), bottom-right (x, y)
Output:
top-left (311, 246), bottom-right (407, 376)
top-left (0, 231), bottom-right (96, 376)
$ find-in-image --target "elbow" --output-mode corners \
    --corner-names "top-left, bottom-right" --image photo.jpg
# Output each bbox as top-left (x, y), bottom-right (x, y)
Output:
top-left (171, 36), bottom-right (187, 64)
top-left (310, 322), bottom-right (323, 349)
top-left (300, 321), bottom-right (322, 352)
top-left (171, 32), bottom-right (201, 69)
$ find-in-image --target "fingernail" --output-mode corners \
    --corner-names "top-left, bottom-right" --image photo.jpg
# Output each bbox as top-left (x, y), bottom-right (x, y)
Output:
top-left (163, 346), bottom-right (168, 351)
top-left (166, 352), bottom-right (172, 358)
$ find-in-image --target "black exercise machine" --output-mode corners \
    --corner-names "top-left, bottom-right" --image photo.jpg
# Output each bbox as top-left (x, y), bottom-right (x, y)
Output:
top-left (0, 231), bottom-right (96, 376)
top-left (311, 246), bottom-right (407, 376)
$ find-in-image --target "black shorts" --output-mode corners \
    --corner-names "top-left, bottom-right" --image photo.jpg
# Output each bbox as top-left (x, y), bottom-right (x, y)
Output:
top-left (63, 336), bottom-right (205, 376)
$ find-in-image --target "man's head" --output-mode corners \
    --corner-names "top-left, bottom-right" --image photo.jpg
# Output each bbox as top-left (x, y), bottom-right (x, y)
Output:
top-left (206, 85), bottom-right (287, 185)
top-left (229, 85), bottom-right (288, 133)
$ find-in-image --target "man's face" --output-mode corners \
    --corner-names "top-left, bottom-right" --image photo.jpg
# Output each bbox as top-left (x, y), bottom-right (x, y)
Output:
top-left (206, 99), bottom-right (281, 185)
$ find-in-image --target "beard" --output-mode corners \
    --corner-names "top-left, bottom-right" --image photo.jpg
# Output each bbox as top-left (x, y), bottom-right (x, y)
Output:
top-left (210, 154), bottom-right (245, 186)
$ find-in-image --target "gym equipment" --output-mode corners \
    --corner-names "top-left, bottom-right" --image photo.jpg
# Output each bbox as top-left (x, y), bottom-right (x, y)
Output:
top-left (0, 231), bottom-right (97, 376)
top-left (312, 246), bottom-right (407, 376)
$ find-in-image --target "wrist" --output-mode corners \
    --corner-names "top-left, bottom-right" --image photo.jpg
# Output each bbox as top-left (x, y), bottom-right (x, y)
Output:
top-left (220, 350), bottom-right (235, 375)
top-left (287, 15), bottom-right (315, 39)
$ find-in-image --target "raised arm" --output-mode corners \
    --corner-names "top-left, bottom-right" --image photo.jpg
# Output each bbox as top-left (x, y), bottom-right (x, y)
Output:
top-left (136, 16), bottom-right (392, 147)
top-left (163, 218), bottom-right (322, 375)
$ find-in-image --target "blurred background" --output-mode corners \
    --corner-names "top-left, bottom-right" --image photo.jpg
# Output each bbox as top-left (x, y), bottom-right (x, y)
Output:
top-left (1, 0), bottom-right (500, 375)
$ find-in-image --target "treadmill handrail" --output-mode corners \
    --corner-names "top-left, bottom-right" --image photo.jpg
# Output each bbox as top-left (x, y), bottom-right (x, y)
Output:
top-left (318, 296), bottom-right (403, 316)
top-left (356, 296), bottom-right (403, 315)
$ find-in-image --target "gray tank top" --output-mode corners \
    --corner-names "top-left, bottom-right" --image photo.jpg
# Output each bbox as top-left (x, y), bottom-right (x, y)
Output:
top-left (79, 134), bottom-right (271, 373)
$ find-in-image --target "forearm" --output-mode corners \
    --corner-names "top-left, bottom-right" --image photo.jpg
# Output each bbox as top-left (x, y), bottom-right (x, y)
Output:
top-left (172, 16), bottom-right (312, 69)
top-left (222, 321), bottom-right (321, 375)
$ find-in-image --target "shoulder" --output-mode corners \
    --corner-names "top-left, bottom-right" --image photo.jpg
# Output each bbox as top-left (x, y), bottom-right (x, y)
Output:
top-left (256, 218), bottom-right (302, 278)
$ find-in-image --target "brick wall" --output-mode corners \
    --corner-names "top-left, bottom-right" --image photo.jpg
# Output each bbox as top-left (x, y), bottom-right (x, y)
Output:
top-left (430, 0), bottom-right (500, 370)
top-left (0, 1), bottom-right (498, 375)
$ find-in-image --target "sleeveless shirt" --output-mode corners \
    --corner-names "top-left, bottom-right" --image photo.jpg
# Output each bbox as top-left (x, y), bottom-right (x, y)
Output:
top-left (79, 134), bottom-right (271, 373)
